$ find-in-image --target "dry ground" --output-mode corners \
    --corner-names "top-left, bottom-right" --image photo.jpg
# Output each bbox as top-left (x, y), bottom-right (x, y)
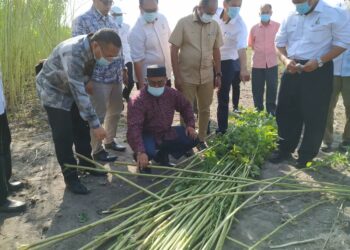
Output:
top-left (1, 81), bottom-right (350, 250)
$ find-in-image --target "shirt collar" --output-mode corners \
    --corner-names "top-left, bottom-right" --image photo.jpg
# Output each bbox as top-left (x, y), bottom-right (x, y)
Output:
top-left (91, 6), bottom-right (108, 22)
top-left (192, 8), bottom-right (200, 22)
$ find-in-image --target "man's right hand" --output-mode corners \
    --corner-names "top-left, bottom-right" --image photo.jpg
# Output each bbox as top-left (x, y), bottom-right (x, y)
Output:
top-left (174, 76), bottom-right (184, 92)
top-left (137, 152), bottom-right (149, 169)
top-left (85, 81), bottom-right (93, 95)
top-left (284, 59), bottom-right (298, 74)
top-left (93, 127), bottom-right (107, 141)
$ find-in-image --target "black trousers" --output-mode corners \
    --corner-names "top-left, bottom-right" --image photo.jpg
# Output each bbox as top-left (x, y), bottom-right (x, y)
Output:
top-left (217, 59), bottom-right (241, 132)
top-left (0, 112), bottom-right (11, 204)
top-left (276, 61), bottom-right (333, 161)
top-left (122, 62), bottom-right (136, 101)
top-left (45, 103), bottom-right (93, 182)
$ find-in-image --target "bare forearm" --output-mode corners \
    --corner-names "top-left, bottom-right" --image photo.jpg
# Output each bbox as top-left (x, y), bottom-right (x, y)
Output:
top-left (321, 46), bottom-right (346, 63)
top-left (238, 48), bottom-right (248, 71)
top-left (276, 47), bottom-right (289, 65)
top-left (213, 48), bottom-right (221, 74)
top-left (171, 45), bottom-right (181, 78)
top-left (134, 61), bottom-right (145, 86)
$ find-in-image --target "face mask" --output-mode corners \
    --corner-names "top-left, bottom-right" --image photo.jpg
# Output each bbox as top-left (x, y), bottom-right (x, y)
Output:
top-left (260, 14), bottom-right (271, 22)
top-left (112, 16), bottom-right (123, 26)
top-left (94, 47), bottom-right (112, 66)
top-left (227, 7), bottom-right (240, 19)
top-left (200, 13), bottom-right (214, 23)
top-left (147, 86), bottom-right (165, 97)
top-left (143, 12), bottom-right (157, 23)
top-left (295, 1), bottom-right (311, 15)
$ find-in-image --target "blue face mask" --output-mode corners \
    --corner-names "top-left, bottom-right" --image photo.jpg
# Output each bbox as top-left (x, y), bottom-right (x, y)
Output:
top-left (200, 13), bottom-right (214, 23)
top-left (260, 14), bottom-right (271, 22)
top-left (147, 86), bottom-right (165, 97)
top-left (143, 12), bottom-right (157, 23)
top-left (295, 1), bottom-right (311, 15)
top-left (94, 47), bottom-right (112, 66)
top-left (113, 16), bottom-right (123, 26)
top-left (227, 7), bottom-right (240, 19)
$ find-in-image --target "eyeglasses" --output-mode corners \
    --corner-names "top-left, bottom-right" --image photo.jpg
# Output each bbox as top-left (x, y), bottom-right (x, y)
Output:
top-left (147, 79), bottom-right (166, 86)
top-left (100, 0), bottom-right (114, 6)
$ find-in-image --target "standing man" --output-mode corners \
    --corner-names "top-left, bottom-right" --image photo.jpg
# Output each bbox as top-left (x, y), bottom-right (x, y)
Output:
top-left (214, 0), bottom-right (250, 134)
top-left (36, 29), bottom-right (121, 194)
top-left (129, 0), bottom-right (172, 89)
top-left (0, 71), bottom-right (26, 212)
top-left (72, 0), bottom-right (126, 162)
top-left (249, 4), bottom-right (280, 115)
top-left (270, 0), bottom-right (350, 167)
top-left (127, 65), bottom-right (198, 171)
top-left (322, 1), bottom-right (350, 152)
top-left (170, 0), bottom-right (223, 150)
top-left (110, 6), bottom-right (135, 101)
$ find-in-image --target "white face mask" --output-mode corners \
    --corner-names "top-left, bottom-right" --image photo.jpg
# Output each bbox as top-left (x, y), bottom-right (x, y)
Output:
top-left (200, 13), bottom-right (214, 23)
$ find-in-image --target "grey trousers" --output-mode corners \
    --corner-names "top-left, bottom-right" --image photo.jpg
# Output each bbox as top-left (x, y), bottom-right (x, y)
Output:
top-left (251, 66), bottom-right (278, 115)
top-left (323, 76), bottom-right (350, 145)
top-left (90, 82), bottom-right (123, 154)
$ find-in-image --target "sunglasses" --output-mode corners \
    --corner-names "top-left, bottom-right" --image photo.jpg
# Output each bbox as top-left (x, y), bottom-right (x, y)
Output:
top-left (100, 0), bottom-right (114, 6)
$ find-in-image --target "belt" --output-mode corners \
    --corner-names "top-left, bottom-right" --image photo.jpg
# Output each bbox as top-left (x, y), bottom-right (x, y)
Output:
top-left (293, 59), bottom-right (309, 65)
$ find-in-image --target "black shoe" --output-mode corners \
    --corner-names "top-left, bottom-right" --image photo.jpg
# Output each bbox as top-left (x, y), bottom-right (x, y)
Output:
top-left (185, 149), bottom-right (195, 157)
top-left (0, 199), bottom-right (26, 213)
top-left (338, 141), bottom-right (350, 153)
top-left (8, 181), bottom-right (24, 192)
top-left (269, 150), bottom-right (292, 164)
top-left (87, 168), bottom-right (107, 177)
top-left (215, 129), bottom-right (226, 135)
top-left (105, 141), bottom-right (126, 152)
top-left (93, 150), bottom-right (118, 162)
top-left (295, 158), bottom-right (311, 169)
top-left (65, 180), bottom-right (90, 195)
top-left (321, 144), bottom-right (332, 153)
top-left (154, 151), bottom-right (176, 167)
top-left (196, 142), bottom-right (208, 151)
top-left (139, 167), bottom-right (152, 174)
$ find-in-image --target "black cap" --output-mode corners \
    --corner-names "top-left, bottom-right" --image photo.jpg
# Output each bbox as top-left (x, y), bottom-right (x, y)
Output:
top-left (147, 65), bottom-right (167, 77)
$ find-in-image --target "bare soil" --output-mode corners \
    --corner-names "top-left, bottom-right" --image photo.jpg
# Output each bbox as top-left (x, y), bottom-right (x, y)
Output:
top-left (1, 82), bottom-right (350, 250)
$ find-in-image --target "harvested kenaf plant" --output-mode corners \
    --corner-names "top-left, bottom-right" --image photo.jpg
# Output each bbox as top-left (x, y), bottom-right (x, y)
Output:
top-left (20, 111), bottom-right (350, 250)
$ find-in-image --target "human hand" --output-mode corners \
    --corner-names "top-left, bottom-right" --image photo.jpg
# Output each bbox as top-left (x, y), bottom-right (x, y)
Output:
top-left (303, 59), bottom-right (318, 73)
top-left (93, 127), bottom-right (106, 141)
top-left (214, 76), bottom-right (222, 90)
top-left (137, 152), bottom-right (149, 169)
top-left (240, 69), bottom-right (250, 83)
top-left (186, 126), bottom-right (197, 140)
top-left (85, 81), bottom-right (93, 95)
top-left (284, 59), bottom-right (298, 74)
top-left (175, 75), bottom-right (184, 92)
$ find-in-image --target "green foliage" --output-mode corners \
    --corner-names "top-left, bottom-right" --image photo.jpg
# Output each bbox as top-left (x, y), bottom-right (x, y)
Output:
top-left (0, 0), bottom-right (70, 107)
top-left (312, 151), bottom-right (350, 169)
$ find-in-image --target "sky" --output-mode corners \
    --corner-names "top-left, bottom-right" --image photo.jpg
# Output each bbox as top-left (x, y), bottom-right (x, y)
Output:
top-left (67, 0), bottom-right (342, 30)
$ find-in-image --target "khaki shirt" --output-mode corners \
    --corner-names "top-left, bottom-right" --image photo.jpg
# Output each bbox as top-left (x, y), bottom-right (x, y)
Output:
top-left (169, 11), bottom-right (223, 85)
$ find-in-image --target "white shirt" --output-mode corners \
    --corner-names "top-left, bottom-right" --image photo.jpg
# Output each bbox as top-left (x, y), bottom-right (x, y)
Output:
top-left (129, 13), bottom-right (172, 79)
top-left (334, 49), bottom-right (350, 77)
top-left (0, 71), bottom-right (5, 115)
top-left (214, 9), bottom-right (247, 61)
top-left (275, 0), bottom-right (350, 60)
top-left (115, 22), bottom-right (132, 64)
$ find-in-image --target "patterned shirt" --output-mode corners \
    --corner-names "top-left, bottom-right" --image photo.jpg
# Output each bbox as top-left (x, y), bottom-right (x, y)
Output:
top-left (36, 35), bottom-right (100, 129)
top-left (127, 87), bottom-right (195, 154)
top-left (72, 6), bottom-right (124, 84)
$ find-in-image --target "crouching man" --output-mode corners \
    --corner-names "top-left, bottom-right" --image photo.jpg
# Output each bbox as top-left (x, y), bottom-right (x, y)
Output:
top-left (127, 65), bottom-right (199, 171)
top-left (36, 29), bottom-right (121, 194)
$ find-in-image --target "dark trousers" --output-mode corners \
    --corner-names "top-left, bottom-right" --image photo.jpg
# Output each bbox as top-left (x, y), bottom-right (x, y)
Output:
top-left (252, 66), bottom-right (278, 115)
top-left (143, 126), bottom-right (199, 160)
top-left (45, 103), bottom-right (93, 182)
top-left (122, 62), bottom-right (136, 101)
top-left (217, 59), bottom-right (241, 133)
top-left (0, 112), bottom-right (11, 204)
top-left (276, 61), bottom-right (333, 161)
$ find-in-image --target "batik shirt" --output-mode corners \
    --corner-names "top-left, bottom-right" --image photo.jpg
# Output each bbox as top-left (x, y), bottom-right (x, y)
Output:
top-left (36, 35), bottom-right (100, 129)
top-left (72, 6), bottom-right (124, 84)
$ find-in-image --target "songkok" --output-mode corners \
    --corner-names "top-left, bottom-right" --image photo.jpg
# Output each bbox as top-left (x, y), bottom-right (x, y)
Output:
top-left (147, 65), bottom-right (167, 77)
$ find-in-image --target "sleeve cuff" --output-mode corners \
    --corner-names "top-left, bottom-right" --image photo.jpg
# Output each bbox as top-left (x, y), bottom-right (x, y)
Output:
top-left (89, 119), bottom-right (101, 129)
top-left (332, 41), bottom-right (350, 50)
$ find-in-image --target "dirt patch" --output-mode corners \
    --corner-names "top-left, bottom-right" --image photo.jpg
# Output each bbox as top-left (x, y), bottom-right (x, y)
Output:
top-left (1, 83), bottom-right (350, 250)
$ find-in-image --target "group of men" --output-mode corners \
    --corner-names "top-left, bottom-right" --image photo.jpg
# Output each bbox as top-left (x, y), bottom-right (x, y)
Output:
top-left (1, 0), bottom-right (350, 213)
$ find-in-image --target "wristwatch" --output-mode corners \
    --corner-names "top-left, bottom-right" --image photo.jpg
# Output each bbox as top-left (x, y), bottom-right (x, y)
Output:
top-left (317, 57), bottom-right (324, 68)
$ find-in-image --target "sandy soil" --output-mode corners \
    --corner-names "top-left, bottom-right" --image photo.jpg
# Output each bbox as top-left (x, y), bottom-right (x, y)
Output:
top-left (1, 82), bottom-right (350, 250)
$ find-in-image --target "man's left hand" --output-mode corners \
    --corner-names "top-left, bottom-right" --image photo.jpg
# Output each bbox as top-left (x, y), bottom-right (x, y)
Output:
top-left (303, 60), bottom-right (318, 73)
top-left (186, 127), bottom-right (197, 140)
top-left (240, 69), bottom-right (250, 83)
top-left (215, 76), bottom-right (222, 90)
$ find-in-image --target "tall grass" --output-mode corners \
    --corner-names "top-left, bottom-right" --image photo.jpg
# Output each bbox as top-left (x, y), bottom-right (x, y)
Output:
top-left (0, 0), bottom-right (71, 108)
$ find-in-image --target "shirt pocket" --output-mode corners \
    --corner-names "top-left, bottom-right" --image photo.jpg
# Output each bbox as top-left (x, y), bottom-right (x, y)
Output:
top-left (308, 25), bottom-right (329, 43)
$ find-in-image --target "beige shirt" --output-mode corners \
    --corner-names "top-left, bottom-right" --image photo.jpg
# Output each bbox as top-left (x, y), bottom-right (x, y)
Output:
top-left (169, 11), bottom-right (223, 85)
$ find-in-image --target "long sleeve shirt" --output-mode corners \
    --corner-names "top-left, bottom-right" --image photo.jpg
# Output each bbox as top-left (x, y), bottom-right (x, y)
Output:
top-left (275, 0), bottom-right (350, 60)
top-left (249, 21), bottom-right (280, 69)
top-left (72, 6), bottom-right (124, 85)
top-left (127, 87), bottom-right (195, 154)
top-left (0, 71), bottom-right (5, 115)
top-left (36, 35), bottom-right (100, 129)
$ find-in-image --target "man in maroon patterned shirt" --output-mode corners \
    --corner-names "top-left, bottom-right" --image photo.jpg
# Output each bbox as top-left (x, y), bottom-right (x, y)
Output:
top-left (127, 65), bottom-right (198, 170)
